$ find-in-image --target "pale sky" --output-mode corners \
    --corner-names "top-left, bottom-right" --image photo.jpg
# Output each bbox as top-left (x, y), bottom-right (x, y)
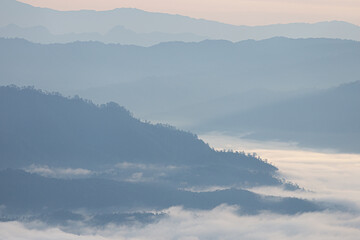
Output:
top-left (19, 0), bottom-right (360, 26)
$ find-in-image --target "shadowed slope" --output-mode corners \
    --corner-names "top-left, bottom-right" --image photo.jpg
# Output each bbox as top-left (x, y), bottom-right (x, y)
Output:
top-left (0, 37), bottom-right (359, 126)
top-left (0, 169), bottom-right (321, 216)
top-left (0, 86), bottom-right (278, 187)
top-left (202, 81), bottom-right (360, 153)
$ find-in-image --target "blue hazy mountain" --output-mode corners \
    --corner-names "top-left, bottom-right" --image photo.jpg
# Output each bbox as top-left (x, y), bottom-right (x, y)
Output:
top-left (200, 81), bottom-right (360, 153)
top-left (1, 0), bottom-right (360, 43)
top-left (0, 85), bottom-right (284, 188)
top-left (0, 24), bottom-right (206, 47)
top-left (0, 38), bottom-right (360, 129)
top-left (0, 169), bottom-right (322, 226)
top-left (0, 169), bottom-right (319, 214)
top-left (0, 37), bottom-right (359, 127)
top-left (0, 86), bottom-right (324, 225)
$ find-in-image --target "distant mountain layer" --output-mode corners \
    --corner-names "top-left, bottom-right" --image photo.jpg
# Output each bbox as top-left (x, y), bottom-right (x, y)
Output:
top-left (0, 169), bottom-right (320, 216)
top-left (0, 37), bottom-right (359, 126)
top-left (1, 86), bottom-right (324, 223)
top-left (0, 0), bottom-right (360, 44)
top-left (200, 81), bottom-right (360, 153)
top-left (0, 24), bottom-right (207, 47)
top-left (0, 86), bottom-right (280, 188)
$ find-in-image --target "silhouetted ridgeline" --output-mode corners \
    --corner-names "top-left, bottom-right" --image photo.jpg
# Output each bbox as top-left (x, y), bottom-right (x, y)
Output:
top-left (201, 81), bottom-right (360, 153)
top-left (0, 86), bottom-right (279, 187)
top-left (0, 86), bottom-right (323, 223)
top-left (0, 169), bottom-right (319, 215)
top-left (0, 37), bottom-right (359, 126)
top-left (1, 0), bottom-right (360, 43)
top-left (0, 24), bottom-right (206, 47)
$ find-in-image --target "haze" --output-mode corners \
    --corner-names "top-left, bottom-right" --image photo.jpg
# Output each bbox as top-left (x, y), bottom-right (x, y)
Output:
top-left (19, 0), bottom-right (360, 26)
top-left (1, 0), bottom-right (360, 239)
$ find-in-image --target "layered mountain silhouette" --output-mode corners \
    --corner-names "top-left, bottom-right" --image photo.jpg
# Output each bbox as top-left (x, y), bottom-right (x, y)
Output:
top-left (0, 169), bottom-right (319, 214)
top-left (1, 0), bottom-right (360, 45)
top-left (0, 24), bottom-right (206, 47)
top-left (0, 85), bottom-right (281, 188)
top-left (0, 0), bottom-right (357, 232)
top-left (0, 37), bottom-right (359, 127)
top-left (0, 86), bottom-right (326, 225)
top-left (200, 81), bottom-right (360, 153)
top-left (0, 169), bottom-right (322, 226)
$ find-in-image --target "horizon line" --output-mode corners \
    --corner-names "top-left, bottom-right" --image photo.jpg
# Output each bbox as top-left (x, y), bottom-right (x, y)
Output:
top-left (13, 0), bottom-right (360, 28)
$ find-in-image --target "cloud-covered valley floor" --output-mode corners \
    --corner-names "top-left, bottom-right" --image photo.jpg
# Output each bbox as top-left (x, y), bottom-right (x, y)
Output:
top-left (2, 135), bottom-right (360, 240)
top-left (1, 207), bottom-right (360, 240)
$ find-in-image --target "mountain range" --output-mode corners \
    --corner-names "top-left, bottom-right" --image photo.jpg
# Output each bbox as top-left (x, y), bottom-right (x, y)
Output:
top-left (0, 86), bottom-right (326, 225)
top-left (0, 168), bottom-right (321, 226)
top-left (0, 37), bottom-right (359, 126)
top-left (1, 0), bottom-right (360, 45)
top-left (0, 85), bottom-right (279, 187)
top-left (0, 24), bottom-right (206, 47)
top-left (1, 0), bottom-right (359, 234)
top-left (199, 81), bottom-right (360, 153)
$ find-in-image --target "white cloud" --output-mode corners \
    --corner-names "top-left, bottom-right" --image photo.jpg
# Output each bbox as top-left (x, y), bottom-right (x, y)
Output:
top-left (1, 206), bottom-right (360, 240)
top-left (4, 134), bottom-right (360, 239)
top-left (113, 162), bottom-right (182, 182)
top-left (200, 134), bottom-right (360, 209)
top-left (181, 185), bottom-right (232, 193)
top-left (25, 165), bottom-right (92, 179)
top-left (126, 172), bottom-right (144, 182)
top-left (115, 162), bottom-right (179, 171)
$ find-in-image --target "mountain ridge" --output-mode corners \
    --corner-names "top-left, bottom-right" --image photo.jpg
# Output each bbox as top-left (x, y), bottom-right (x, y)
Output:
top-left (1, 0), bottom-right (360, 43)
top-left (199, 81), bottom-right (360, 153)
top-left (1, 37), bottom-right (359, 129)
top-left (0, 85), bottom-right (280, 188)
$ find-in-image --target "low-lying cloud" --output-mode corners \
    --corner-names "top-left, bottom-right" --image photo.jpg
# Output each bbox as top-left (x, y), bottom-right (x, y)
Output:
top-left (5, 134), bottom-right (360, 239)
top-left (25, 165), bottom-right (93, 179)
top-left (200, 133), bottom-right (360, 208)
top-left (1, 206), bottom-right (360, 240)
